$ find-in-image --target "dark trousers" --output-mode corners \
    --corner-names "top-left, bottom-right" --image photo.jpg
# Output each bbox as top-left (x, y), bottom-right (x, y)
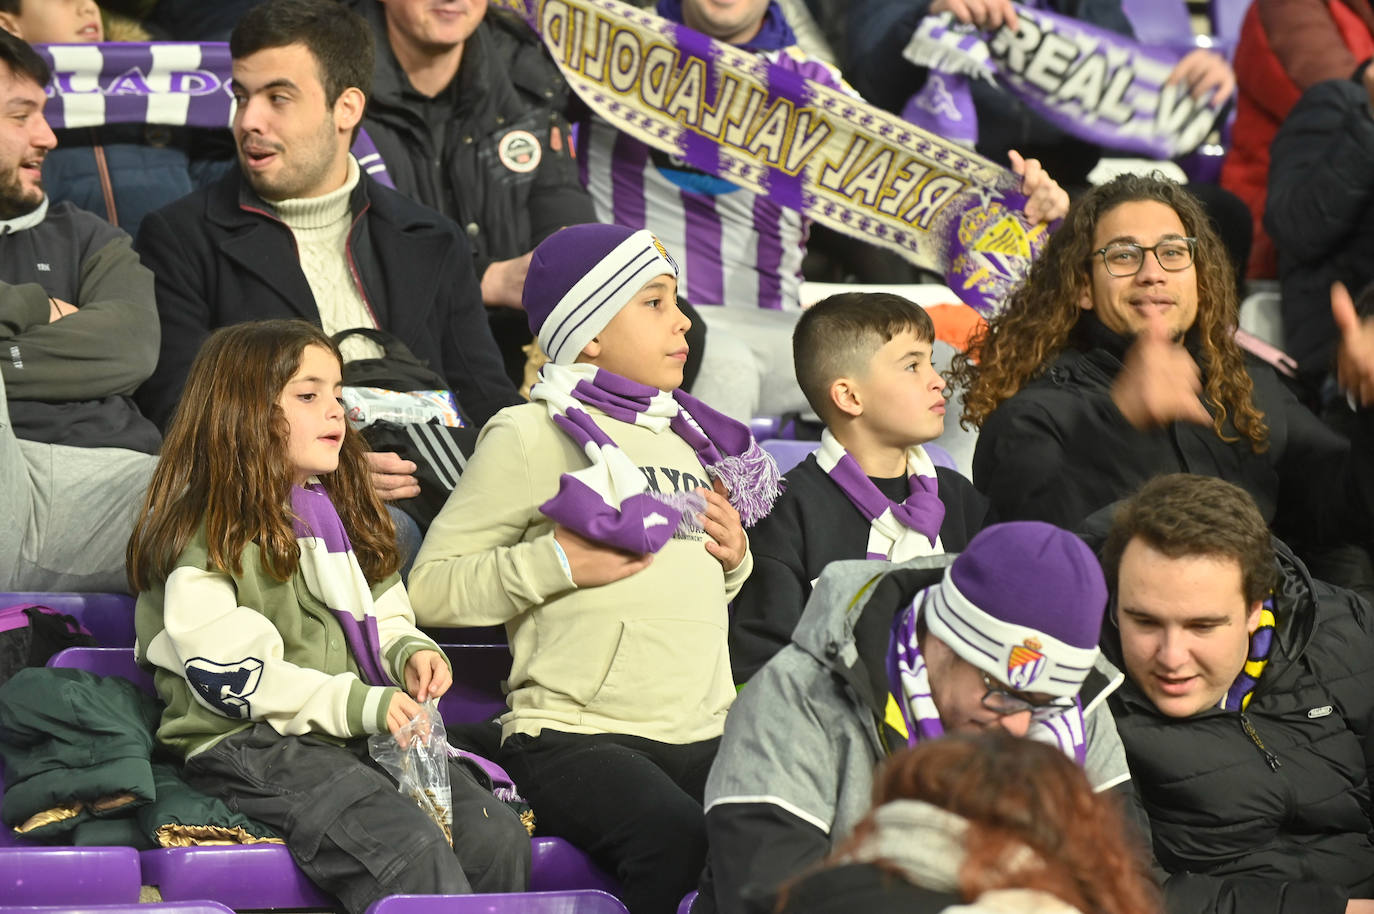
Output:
top-left (500, 729), bottom-right (720, 914)
top-left (184, 724), bottom-right (531, 914)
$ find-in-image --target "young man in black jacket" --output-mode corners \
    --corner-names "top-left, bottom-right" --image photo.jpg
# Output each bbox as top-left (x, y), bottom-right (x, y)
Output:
top-left (135, 0), bottom-right (520, 500)
top-left (1100, 473), bottom-right (1374, 914)
top-left (952, 172), bottom-right (1374, 599)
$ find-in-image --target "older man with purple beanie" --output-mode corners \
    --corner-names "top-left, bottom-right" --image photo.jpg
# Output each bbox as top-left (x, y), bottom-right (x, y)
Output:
top-left (696, 521), bottom-right (1137, 914)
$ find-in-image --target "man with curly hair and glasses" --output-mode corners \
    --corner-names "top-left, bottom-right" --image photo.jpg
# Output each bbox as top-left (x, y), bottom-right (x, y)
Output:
top-left (948, 172), bottom-right (1374, 598)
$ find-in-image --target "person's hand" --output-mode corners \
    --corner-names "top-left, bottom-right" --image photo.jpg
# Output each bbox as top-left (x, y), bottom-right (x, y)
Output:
top-left (480, 253), bottom-right (534, 310)
top-left (386, 690), bottom-right (425, 741)
top-left (47, 297), bottom-right (76, 322)
top-left (366, 451), bottom-right (420, 501)
top-left (931, 0), bottom-right (1018, 31)
top-left (553, 524), bottom-right (653, 587)
top-left (1009, 149), bottom-right (1068, 224)
top-left (698, 479), bottom-right (746, 572)
top-left (1166, 49), bottom-right (1235, 107)
top-left (404, 649), bottom-right (452, 702)
top-left (1331, 282), bottom-right (1374, 407)
top-left (1344, 900), bottom-right (1374, 914)
top-left (1111, 312), bottom-right (1211, 429)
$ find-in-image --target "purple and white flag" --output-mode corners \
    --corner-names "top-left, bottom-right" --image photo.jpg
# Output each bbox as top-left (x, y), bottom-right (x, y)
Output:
top-left (493, 0), bottom-right (1052, 315)
top-left (32, 41), bottom-right (394, 187)
top-left (902, 5), bottom-right (1226, 159)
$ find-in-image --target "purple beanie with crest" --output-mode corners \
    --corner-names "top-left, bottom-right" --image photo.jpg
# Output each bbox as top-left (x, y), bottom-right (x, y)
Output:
top-left (924, 521), bottom-right (1106, 697)
top-left (522, 223), bottom-right (679, 365)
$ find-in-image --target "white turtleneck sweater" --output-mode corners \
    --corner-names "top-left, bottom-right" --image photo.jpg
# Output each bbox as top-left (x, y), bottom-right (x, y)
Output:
top-left (274, 156), bottom-right (383, 362)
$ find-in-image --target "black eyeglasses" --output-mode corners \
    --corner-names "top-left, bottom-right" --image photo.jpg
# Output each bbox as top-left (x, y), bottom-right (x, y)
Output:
top-left (1091, 238), bottom-right (1196, 277)
top-left (980, 671), bottom-right (1076, 722)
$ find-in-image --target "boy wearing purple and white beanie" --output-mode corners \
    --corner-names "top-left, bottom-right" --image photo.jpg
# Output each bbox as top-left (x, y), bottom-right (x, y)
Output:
top-left (409, 223), bottom-right (780, 914)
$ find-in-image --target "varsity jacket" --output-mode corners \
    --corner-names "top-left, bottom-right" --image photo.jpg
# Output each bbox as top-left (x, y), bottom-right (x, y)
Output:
top-left (698, 557), bottom-right (1132, 914)
top-left (353, 1), bottom-right (595, 278)
top-left (408, 401), bottom-right (752, 746)
top-left (728, 453), bottom-right (991, 683)
top-left (1103, 539), bottom-right (1374, 914)
top-left (133, 166), bottom-right (520, 430)
top-left (972, 316), bottom-right (1374, 553)
top-left (0, 198), bottom-right (159, 452)
top-left (1266, 77), bottom-right (1374, 385)
top-left (134, 524), bottom-right (442, 760)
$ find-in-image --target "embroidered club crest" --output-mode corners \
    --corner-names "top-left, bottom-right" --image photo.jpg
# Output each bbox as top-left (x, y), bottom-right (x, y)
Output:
top-left (650, 235), bottom-right (680, 274)
top-left (497, 129), bottom-right (541, 173)
top-left (1006, 637), bottom-right (1045, 690)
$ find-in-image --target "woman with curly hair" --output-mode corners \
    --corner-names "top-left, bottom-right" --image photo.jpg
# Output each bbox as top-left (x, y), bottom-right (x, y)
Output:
top-left (778, 730), bottom-right (1161, 914)
top-left (947, 173), bottom-right (1374, 593)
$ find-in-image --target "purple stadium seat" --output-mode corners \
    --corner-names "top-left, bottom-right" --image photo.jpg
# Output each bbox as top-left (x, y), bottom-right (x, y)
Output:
top-left (677, 889), bottom-right (698, 914)
top-left (0, 904), bottom-right (235, 914)
top-left (0, 592), bottom-right (135, 648)
top-left (760, 439), bottom-right (818, 474)
top-left (365, 890), bottom-right (629, 914)
top-left (925, 442), bottom-right (956, 471)
top-left (0, 846), bottom-right (141, 906)
top-left (1120, 0), bottom-right (1196, 51)
top-left (437, 644), bottom-right (513, 724)
top-left (528, 838), bottom-right (621, 896)
top-left (748, 416), bottom-right (781, 440)
top-left (139, 845), bottom-right (333, 910)
top-left (46, 647), bottom-right (153, 693)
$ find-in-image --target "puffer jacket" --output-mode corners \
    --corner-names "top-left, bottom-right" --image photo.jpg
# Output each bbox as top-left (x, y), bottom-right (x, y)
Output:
top-left (1102, 539), bottom-right (1374, 914)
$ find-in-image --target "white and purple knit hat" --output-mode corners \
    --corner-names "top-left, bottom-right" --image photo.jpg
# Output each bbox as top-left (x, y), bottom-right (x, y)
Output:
top-left (524, 224), bottom-right (679, 365)
top-left (924, 522), bottom-right (1106, 698)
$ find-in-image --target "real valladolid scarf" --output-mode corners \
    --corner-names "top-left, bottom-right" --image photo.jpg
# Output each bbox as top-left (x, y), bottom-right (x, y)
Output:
top-left (814, 429), bottom-right (945, 561)
top-left (529, 361), bottom-right (781, 555)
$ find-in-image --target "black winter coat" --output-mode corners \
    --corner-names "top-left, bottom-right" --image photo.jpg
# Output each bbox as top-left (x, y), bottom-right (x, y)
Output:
top-left (133, 167), bottom-right (520, 430)
top-left (727, 454), bottom-right (991, 683)
top-left (1266, 78), bottom-right (1374, 386)
top-left (1103, 541), bottom-right (1374, 914)
top-left (353, 2), bottom-right (595, 277)
top-left (972, 318), bottom-right (1374, 554)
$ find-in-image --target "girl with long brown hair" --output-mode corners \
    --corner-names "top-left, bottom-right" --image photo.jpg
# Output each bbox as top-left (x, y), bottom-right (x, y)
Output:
top-left (127, 319), bottom-right (530, 912)
top-left (780, 731), bottom-right (1161, 914)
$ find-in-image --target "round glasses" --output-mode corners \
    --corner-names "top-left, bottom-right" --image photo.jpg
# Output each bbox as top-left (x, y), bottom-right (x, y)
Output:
top-left (980, 671), bottom-right (1076, 722)
top-left (1091, 238), bottom-right (1196, 277)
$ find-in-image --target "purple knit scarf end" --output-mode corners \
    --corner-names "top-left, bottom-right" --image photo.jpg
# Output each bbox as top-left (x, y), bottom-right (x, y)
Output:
top-left (710, 440), bottom-right (782, 528)
top-left (651, 489), bottom-right (710, 536)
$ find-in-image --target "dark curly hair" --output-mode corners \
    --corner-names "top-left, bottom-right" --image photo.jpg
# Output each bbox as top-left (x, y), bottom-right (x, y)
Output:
top-left (949, 173), bottom-right (1268, 452)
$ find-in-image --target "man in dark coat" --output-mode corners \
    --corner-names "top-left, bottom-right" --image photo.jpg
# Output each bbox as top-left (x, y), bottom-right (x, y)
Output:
top-left (951, 172), bottom-right (1374, 598)
top-left (1099, 473), bottom-right (1374, 914)
top-left (135, 0), bottom-right (519, 503)
top-left (347, 0), bottom-right (596, 382)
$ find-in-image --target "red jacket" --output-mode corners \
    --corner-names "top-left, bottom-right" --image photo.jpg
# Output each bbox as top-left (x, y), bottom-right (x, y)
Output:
top-left (1221, 0), bottom-right (1374, 278)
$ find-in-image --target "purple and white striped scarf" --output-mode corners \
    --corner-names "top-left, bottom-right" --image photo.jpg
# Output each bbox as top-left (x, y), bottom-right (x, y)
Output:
top-left (901, 5), bottom-right (1227, 159)
top-left (887, 593), bottom-right (1088, 764)
top-left (813, 430), bottom-right (944, 561)
top-left (290, 483), bottom-right (392, 687)
top-left (530, 362), bottom-right (781, 554)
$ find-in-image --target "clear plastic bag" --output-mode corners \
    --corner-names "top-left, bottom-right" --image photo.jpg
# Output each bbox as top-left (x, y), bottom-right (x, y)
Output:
top-left (367, 700), bottom-right (453, 846)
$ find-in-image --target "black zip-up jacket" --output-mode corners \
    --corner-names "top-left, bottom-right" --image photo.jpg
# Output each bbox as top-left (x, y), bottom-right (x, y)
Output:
top-left (1102, 540), bottom-right (1374, 914)
top-left (973, 316), bottom-right (1374, 556)
top-left (1266, 77), bottom-right (1374, 387)
top-left (727, 453), bottom-right (992, 683)
top-left (353, 1), bottom-right (595, 279)
top-left (133, 167), bottom-right (520, 430)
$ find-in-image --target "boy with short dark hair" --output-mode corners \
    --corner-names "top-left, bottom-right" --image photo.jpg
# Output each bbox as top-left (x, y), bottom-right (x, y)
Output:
top-left (409, 222), bottom-right (780, 914)
top-left (729, 291), bottom-right (991, 683)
